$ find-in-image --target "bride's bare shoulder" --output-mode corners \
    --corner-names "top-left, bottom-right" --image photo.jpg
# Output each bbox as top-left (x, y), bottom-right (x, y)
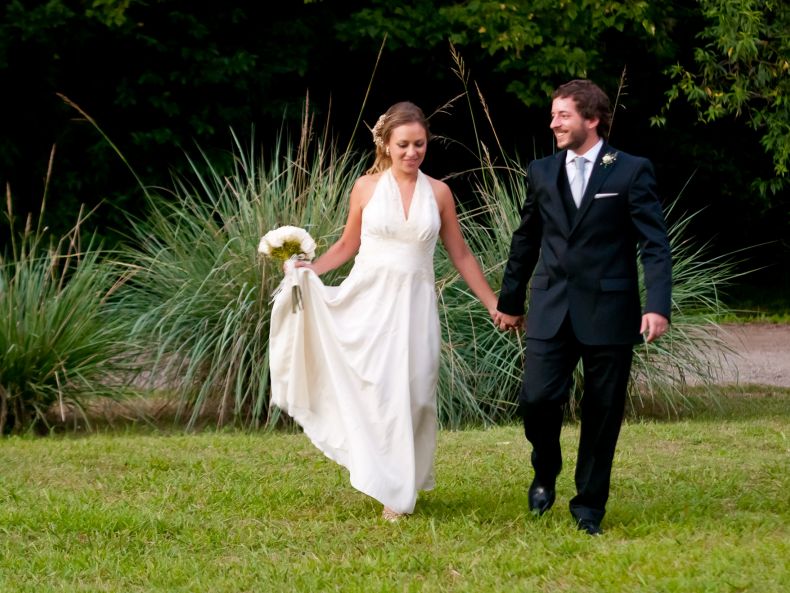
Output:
top-left (351, 173), bottom-right (383, 206)
top-left (425, 175), bottom-right (453, 202)
top-left (354, 172), bottom-right (383, 190)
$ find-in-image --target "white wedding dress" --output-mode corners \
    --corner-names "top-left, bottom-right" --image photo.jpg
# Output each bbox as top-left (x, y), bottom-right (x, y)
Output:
top-left (269, 169), bottom-right (441, 514)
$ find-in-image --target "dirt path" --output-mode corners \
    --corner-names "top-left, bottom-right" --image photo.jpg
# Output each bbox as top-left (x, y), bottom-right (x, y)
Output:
top-left (709, 323), bottom-right (790, 387)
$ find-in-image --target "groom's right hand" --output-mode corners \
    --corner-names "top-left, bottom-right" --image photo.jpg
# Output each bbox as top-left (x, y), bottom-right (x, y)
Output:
top-left (494, 310), bottom-right (524, 332)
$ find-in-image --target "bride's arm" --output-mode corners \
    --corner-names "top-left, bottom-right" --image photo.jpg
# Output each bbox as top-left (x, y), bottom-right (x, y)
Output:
top-left (296, 177), bottom-right (368, 276)
top-left (434, 180), bottom-right (499, 317)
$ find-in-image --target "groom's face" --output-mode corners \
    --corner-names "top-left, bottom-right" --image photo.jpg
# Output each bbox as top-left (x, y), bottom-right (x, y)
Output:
top-left (550, 96), bottom-right (599, 153)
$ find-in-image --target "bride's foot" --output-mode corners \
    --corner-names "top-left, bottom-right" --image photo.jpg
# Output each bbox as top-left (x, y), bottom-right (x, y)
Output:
top-left (382, 507), bottom-right (406, 522)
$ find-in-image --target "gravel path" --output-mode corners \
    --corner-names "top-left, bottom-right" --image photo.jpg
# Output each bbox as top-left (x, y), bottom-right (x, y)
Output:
top-left (708, 323), bottom-right (790, 387)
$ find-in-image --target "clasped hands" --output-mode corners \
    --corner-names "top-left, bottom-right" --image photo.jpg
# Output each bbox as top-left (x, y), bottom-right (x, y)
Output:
top-left (492, 310), bottom-right (524, 332)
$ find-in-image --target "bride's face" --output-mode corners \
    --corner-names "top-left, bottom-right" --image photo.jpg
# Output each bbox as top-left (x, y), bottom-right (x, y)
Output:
top-left (387, 122), bottom-right (427, 174)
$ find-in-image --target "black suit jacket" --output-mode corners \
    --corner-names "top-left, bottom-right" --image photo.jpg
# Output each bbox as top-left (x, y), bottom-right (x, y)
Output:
top-left (498, 144), bottom-right (672, 345)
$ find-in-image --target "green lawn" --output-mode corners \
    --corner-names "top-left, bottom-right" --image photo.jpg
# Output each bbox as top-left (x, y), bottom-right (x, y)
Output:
top-left (1, 390), bottom-right (788, 593)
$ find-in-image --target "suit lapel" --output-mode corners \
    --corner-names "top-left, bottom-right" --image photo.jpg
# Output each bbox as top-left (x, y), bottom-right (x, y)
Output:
top-left (570, 143), bottom-right (616, 234)
top-left (547, 151), bottom-right (571, 237)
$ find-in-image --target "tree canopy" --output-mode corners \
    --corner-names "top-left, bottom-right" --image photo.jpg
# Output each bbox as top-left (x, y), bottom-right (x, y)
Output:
top-left (0, 0), bottom-right (787, 290)
top-left (653, 0), bottom-right (790, 198)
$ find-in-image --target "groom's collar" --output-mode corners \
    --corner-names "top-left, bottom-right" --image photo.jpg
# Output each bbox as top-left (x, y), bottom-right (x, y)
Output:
top-left (566, 139), bottom-right (604, 165)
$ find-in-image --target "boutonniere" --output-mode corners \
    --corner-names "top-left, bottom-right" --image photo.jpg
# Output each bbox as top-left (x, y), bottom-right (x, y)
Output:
top-left (601, 151), bottom-right (618, 167)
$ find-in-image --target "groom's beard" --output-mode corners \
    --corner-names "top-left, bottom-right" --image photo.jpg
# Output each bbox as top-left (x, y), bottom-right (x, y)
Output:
top-left (554, 126), bottom-right (590, 151)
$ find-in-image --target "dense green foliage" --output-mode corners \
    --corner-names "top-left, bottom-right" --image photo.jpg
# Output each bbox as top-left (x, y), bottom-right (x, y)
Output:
top-left (339, 0), bottom-right (668, 108)
top-left (653, 0), bottom-right (790, 197)
top-left (1, 0), bottom-right (787, 281)
top-left (0, 0), bottom-right (340, 238)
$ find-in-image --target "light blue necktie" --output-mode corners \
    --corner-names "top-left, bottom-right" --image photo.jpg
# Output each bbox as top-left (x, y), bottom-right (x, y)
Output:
top-left (571, 156), bottom-right (586, 207)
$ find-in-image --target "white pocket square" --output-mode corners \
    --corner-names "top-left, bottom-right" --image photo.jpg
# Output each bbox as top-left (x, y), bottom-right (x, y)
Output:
top-left (593, 192), bottom-right (618, 199)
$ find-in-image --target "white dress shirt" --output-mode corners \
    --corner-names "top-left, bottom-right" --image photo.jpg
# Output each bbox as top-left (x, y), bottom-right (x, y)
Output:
top-left (566, 139), bottom-right (603, 203)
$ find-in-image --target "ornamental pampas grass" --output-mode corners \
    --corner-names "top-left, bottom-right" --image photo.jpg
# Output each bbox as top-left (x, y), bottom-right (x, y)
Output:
top-left (118, 121), bottom-right (367, 430)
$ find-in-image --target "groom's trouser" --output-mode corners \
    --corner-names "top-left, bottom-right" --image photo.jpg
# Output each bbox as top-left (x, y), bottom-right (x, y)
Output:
top-left (519, 314), bottom-right (634, 524)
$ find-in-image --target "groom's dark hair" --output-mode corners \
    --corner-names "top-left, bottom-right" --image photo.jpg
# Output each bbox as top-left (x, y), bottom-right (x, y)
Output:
top-left (553, 80), bottom-right (612, 140)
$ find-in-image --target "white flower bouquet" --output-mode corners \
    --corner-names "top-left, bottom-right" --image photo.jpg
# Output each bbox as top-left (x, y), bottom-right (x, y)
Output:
top-left (258, 225), bottom-right (316, 262)
top-left (258, 225), bottom-right (316, 313)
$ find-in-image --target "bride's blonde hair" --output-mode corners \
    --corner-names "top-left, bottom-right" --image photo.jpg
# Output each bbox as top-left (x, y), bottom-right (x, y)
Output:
top-left (366, 102), bottom-right (430, 175)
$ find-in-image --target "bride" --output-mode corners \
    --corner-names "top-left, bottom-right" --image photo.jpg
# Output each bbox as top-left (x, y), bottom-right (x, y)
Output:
top-left (269, 101), bottom-right (498, 521)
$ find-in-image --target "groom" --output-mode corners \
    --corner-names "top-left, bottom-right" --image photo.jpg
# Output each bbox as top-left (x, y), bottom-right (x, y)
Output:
top-left (495, 79), bottom-right (672, 535)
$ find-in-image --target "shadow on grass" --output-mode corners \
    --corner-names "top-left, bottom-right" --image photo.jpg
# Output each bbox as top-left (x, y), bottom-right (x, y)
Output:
top-left (43, 393), bottom-right (295, 437)
top-left (630, 384), bottom-right (790, 422)
top-left (39, 384), bottom-right (790, 438)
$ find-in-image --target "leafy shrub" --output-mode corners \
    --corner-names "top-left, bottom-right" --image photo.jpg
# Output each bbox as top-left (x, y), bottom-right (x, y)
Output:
top-left (0, 199), bottom-right (136, 435)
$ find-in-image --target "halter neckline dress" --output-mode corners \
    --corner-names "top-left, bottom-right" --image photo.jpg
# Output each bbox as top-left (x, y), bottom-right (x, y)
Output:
top-left (269, 168), bottom-right (442, 514)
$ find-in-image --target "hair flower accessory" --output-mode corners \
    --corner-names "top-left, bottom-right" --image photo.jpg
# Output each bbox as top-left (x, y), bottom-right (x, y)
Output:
top-left (371, 113), bottom-right (387, 149)
top-left (601, 151), bottom-right (618, 167)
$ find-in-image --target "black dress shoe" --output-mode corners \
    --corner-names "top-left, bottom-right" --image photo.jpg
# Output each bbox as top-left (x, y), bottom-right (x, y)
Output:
top-left (576, 519), bottom-right (603, 536)
top-left (528, 478), bottom-right (556, 516)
